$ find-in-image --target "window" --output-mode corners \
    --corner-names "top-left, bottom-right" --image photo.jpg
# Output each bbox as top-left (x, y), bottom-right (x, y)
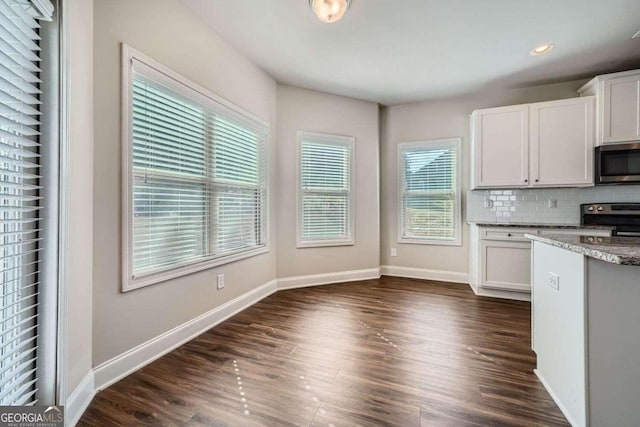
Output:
top-left (0, 0), bottom-right (55, 405)
top-left (122, 46), bottom-right (268, 291)
top-left (297, 131), bottom-right (354, 247)
top-left (398, 138), bottom-right (461, 246)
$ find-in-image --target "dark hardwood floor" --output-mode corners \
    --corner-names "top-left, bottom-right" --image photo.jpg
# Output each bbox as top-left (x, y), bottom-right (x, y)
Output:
top-left (79, 277), bottom-right (569, 426)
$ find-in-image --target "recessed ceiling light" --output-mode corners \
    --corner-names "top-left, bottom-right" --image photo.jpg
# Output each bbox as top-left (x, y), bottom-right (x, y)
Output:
top-left (309, 0), bottom-right (352, 24)
top-left (530, 44), bottom-right (554, 56)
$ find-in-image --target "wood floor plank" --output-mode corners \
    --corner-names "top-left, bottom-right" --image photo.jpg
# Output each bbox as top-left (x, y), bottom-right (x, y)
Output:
top-left (78, 277), bottom-right (569, 426)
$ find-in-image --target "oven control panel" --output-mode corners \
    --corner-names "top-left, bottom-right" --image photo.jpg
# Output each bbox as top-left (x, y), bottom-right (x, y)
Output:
top-left (582, 203), bottom-right (640, 215)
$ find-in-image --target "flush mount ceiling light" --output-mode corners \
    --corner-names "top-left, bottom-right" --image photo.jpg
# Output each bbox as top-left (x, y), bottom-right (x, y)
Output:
top-left (309, 0), bottom-right (352, 23)
top-left (530, 44), bottom-right (555, 56)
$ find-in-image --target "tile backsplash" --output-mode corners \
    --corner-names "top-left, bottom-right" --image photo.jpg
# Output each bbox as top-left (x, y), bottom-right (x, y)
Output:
top-left (467, 186), bottom-right (640, 225)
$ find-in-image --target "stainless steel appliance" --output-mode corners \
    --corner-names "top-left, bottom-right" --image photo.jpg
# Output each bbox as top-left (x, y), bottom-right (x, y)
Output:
top-left (582, 203), bottom-right (640, 236)
top-left (595, 142), bottom-right (640, 185)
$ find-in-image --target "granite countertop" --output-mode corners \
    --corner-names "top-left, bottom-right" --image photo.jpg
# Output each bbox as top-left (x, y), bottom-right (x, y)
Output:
top-left (471, 222), bottom-right (614, 230)
top-left (526, 234), bottom-right (640, 266)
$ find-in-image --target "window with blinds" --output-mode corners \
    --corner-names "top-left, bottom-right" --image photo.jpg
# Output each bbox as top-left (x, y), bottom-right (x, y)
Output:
top-left (0, 0), bottom-right (54, 406)
top-left (399, 138), bottom-right (461, 245)
top-left (297, 132), bottom-right (354, 247)
top-left (123, 46), bottom-right (268, 291)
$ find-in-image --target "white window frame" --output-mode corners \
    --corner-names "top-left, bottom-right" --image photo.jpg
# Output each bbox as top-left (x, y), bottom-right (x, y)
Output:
top-left (397, 138), bottom-right (462, 246)
top-left (0, 0), bottom-right (58, 406)
top-left (121, 44), bottom-right (269, 292)
top-left (296, 131), bottom-right (355, 248)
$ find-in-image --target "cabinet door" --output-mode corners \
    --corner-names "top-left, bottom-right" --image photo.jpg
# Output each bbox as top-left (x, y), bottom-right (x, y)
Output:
top-left (480, 240), bottom-right (531, 292)
top-left (602, 74), bottom-right (640, 144)
top-left (472, 105), bottom-right (529, 188)
top-left (530, 97), bottom-right (595, 187)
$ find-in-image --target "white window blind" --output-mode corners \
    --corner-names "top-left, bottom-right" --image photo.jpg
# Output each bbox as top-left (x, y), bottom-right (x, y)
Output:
top-left (298, 132), bottom-right (353, 247)
top-left (0, 0), bottom-right (53, 406)
top-left (123, 47), bottom-right (268, 291)
top-left (399, 138), bottom-right (461, 245)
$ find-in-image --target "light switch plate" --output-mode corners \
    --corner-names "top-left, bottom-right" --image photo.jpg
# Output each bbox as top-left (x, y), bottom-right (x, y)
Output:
top-left (391, 248), bottom-right (397, 257)
top-left (547, 272), bottom-right (559, 290)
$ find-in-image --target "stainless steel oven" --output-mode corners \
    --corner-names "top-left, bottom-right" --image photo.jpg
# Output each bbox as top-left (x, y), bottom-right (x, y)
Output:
top-left (582, 203), bottom-right (640, 236)
top-left (595, 142), bottom-right (640, 185)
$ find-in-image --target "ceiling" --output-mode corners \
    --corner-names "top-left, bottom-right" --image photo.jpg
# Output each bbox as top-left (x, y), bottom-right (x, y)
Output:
top-left (182, 0), bottom-right (640, 105)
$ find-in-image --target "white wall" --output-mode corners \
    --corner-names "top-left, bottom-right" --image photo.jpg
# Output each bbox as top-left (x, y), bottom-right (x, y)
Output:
top-left (275, 85), bottom-right (380, 278)
top-left (65, 0), bottom-right (93, 397)
top-left (380, 80), bottom-right (589, 277)
top-left (92, 0), bottom-right (277, 366)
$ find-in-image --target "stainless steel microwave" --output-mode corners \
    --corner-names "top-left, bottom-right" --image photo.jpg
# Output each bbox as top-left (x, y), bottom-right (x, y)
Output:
top-left (596, 142), bottom-right (640, 185)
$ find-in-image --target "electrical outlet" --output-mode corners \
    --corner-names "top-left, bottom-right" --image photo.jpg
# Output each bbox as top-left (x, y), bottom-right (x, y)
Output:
top-left (390, 248), bottom-right (397, 257)
top-left (548, 199), bottom-right (558, 208)
top-left (484, 198), bottom-right (494, 209)
top-left (217, 274), bottom-right (225, 290)
top-left (547, 272), bottom-right (559, 290)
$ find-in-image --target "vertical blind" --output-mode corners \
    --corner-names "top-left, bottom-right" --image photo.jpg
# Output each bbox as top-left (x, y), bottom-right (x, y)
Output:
top-left (0, 0), bottom-right (53, 406)
top-left (400, 141), bottom-right (458, 241)
top-left (299, 135), bottom-right (353, 244)
top-left (129, 63), bottom-right (268, 282)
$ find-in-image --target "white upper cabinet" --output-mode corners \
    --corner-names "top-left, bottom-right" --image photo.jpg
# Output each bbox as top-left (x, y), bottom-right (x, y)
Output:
top-left (472, 105), bottom-right (529, 188)
top-left (579, 70), bottom-right (640, 145)
top-left (471, 97), bottom-right (595, 189)
top-left (530, 97), bottom-right (595, 187)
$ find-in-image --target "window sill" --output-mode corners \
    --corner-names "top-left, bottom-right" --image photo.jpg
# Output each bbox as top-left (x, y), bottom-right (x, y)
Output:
top-left (296, 239), bottom-right (355, 249)
top-left (398, 237), bottom-right (462, 247)
top-left (123, 246), bottom-right (269, 292)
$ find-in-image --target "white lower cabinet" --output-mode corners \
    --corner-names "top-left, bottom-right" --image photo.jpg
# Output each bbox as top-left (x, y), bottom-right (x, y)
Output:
top-left (481, 240), bottom-right (531, 292)
top-left (469, 225), bottom-right (539, 299)
top-left (469, 225), bottom-right (612, 300)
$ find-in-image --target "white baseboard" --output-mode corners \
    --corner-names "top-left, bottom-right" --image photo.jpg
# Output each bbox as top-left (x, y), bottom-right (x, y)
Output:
top-left (535, 369), bottom-right (580, 427)
top-left (277, 267), bottom-right (381, 291)
top-left (469, 282), bottom-right (531, 302)
top-left (66, 370), bottom-right (95, 427)
top-left (93, 279), bottom-right (278, 391)
top-left (380, 265), bottom-right (469, 284)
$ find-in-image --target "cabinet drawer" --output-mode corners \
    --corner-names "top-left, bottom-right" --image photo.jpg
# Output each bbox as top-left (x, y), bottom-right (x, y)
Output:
top-left (482, 228), bottom-right (538, 241)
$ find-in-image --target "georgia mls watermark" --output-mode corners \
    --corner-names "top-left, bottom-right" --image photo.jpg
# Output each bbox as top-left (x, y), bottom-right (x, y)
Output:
top-left (0, 406), bottom-right (64, 427)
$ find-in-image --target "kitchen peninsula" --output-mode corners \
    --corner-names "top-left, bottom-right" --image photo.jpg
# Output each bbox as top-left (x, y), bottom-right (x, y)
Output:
top-left (527, 233), bottom-right (640, 427)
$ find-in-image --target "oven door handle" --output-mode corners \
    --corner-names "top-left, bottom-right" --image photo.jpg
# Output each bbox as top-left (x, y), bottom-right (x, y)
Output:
top-left (613, 231), bottom-right (640, 237)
